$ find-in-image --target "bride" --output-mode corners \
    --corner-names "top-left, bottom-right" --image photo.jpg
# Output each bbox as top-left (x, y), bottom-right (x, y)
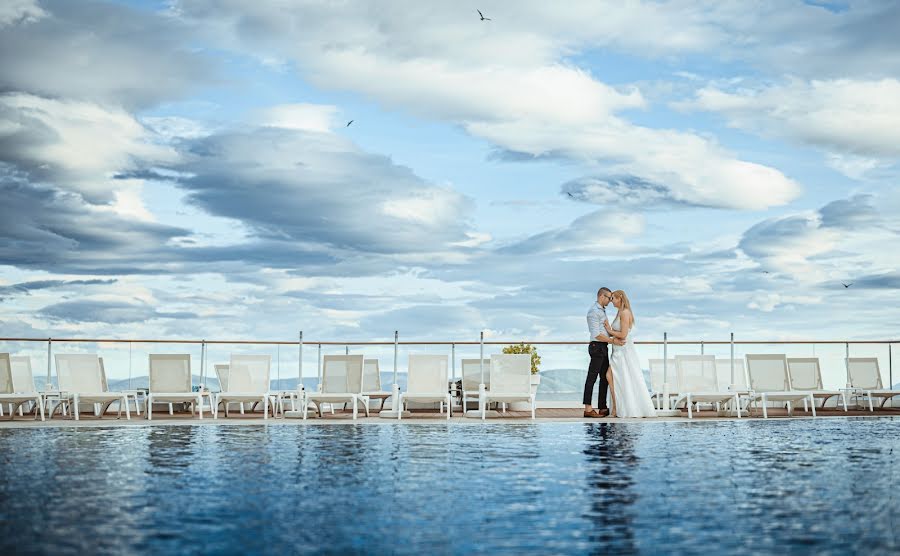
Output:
top-left (603, 290), bottom-right (657, 418)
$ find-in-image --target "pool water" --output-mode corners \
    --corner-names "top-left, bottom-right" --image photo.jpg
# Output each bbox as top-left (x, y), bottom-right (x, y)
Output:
top-left (1, 419), bottom-right (898, 555)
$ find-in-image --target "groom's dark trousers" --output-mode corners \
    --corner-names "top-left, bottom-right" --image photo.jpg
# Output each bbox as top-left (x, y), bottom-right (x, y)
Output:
top-left (583, 341), bottom-right (609, 409)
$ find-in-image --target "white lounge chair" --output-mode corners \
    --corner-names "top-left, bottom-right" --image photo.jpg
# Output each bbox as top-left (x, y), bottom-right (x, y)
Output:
top-left (305, 355), bottom-right (368, 419)
top-left (362, 359), bottom-right (391, 410)
top-left (481, 353), bottom-right (535, 420)
top-left (398, 354), bottom-right (451, 420)
top-left (215, 355), bottom-right (272, 419)
top-left (461, 358), bottom-right (490, 412)
top-left (147, 354), bottom-right (203, 420)
top-left (673, 355), bottom-right (741, 419)
top-left (847, 357), bottom-right (900, 411)
top-left (51, 354), bottom-right (130, 421)
top-left (0, 354), bottom-right (44, 421)
top-left (787, 357), bottom-right (848, 411)
top-left (8, 356), bottom-right (42, 418)
top-left (648, 358), bottom-right (677, 410)
top-left (745, 354), bottom-right (816, 418)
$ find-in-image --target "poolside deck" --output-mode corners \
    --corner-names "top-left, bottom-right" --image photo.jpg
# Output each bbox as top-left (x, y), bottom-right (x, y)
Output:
top-left (1, 405), bottom-right (898, 427)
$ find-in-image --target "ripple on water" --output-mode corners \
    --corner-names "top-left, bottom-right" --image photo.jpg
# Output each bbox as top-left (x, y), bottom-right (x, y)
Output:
top-left (0, 419), bottom-right (898, 555)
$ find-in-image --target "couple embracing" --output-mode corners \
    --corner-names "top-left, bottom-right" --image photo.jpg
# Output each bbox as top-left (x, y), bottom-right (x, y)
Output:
top-left (583, 287), bottom-right (656, 418)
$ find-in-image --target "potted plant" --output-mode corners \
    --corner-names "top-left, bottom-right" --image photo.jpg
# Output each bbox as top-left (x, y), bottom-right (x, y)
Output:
top-left (502, 343), bottom-right (541, 410)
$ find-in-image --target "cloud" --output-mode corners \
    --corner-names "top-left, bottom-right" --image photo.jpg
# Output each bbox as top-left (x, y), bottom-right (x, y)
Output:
top-left (561, 175), bottom-right (700, 208)
top-left (818, 194), bottom-right (878, 229)
top-left (39, 299), bottom-right (198, 324)
top-left (0, 0), bottom-right (46, 26)
top-left (0, 278), bottom-right (117, 301)
top-left (678, 79), bottom-right (900, 161)
top-left (851, 273), bottom-right (900, 290)
top-left (0, 0), bottom-right (212, 108)
top-left (166, 125), bottom-right (476, 254)
top-left (498, 209), bottom-right (644, 256)
top-left (0, 171), bottom-right (190, 273)
top-left (173, 1), bottom-right (800, 211)
top-left (737, 193), bottom-right (899, 281)
top-left (0, 93), bottom-right (177, 203)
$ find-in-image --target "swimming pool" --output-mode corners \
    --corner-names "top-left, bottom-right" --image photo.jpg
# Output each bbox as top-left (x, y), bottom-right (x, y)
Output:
top-left (1, 419), bottom-right (897, 554)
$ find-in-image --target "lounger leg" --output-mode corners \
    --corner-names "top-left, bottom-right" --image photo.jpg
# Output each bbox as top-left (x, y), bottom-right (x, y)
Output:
top-left (787, 401), bottom-right (793, 416)
top-left (239, 403), bottom-right (244, 415)
top-left (868, 392), bottom-right (874, 412)
top-left (397, 395), bottom-right (403, 421)
top-left (809, 395), bottom-right (816, 417)
top-left (147, 394), bottom-right (154, 420)
top-left (352, 396), bottom-right (357, 420)
top-left (531, 397), bottom-right (536, 420)
top-left (841, 392), bottom-right (848, 412)
top-left (73, 394), bottom-right (80, 421)
top-left (264, 397), bottom-right (268, 420)
top-left (446, 395), bottom-right (451, 420)
top-left (734, 395), bottom-right (741, 418)
top-left (803, 398), bottom-right (808, 412)
top-left (37, 397), bottom-right (44, 421)
top-left (686, 394), bottom-right (693, 419)
top-left (761, 394), bottom-right (768, 419)
top-left (198, 396), bottom-right (204, 419)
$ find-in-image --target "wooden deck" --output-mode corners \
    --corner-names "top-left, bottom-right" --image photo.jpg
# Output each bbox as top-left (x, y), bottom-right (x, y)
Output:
top-left (2, 404), bottom-right (899, 426)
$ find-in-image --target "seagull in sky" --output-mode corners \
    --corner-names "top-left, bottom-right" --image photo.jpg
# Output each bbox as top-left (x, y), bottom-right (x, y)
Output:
top-left (346, 120), bottom-right (354, 127)
top-left (842, 282), bottom-right (853, 288)
top-left (477, 9), bottom-right (491, 21)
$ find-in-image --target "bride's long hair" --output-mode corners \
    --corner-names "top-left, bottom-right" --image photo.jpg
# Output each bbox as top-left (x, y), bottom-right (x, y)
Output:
top-left (611, 290), bottom-right (635, 324)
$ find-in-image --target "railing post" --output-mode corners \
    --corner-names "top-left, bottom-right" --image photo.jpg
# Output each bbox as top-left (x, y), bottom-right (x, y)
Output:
top-left (662, 332), bottom-right (669, 410)
top-left (392, 330), bottom-right (400, 412)
top-left (845, 342), bottom-right (851, 387)
top-left (277, 344), bottom-right (281, 386)
top-left (345, 345), bottom-right (349, 355)
top-left (200, 340), bottom-right (206, 387)
top-left (479, 331), bottom-right (486, 415)
top-left (317, 344), bottom-right (322, 389)
top-left (730, 332), bottom-right (736, 390)
top-left (700, 340), bottom-right (704, 355)
top-left (451, 342), bottom-right (456, 384)
top-left (46, 337), bottom-right (52, 390)
top-left (298, 331), bottom-right (303, 390)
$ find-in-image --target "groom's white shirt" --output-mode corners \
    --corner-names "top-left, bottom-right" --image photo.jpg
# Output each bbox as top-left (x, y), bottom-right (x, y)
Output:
top-left (587, 302), bottom-right (611, 342)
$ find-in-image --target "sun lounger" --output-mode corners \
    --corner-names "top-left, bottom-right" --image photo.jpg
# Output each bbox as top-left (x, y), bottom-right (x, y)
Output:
top-left (51, 354), bottom-right (130, 421)
top-left (215, 355), bottom-right (273, 419)
top-left (305, 355), bottom-right (368, 419)
top-left (745, 354), bottom-right (816, 418)
top-left (0, 354), bottom-right (44, 421)
top-left (673, 355), bottom-right (741, 419)
top-left (147, 354), bottom-right (203, 420)
top-left (786, 357), bottom-right (848, 411)
top-left (398, 354), bottom-right (451, 420)
top-left (847, 357), bottom-right (900, 411)
top-left (481, 353), bottom-right (535, 420)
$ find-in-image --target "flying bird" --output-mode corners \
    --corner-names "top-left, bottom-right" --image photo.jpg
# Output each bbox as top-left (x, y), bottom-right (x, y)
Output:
top-left (346, 120), bottom-right (354, 127)
top-left (842, 282), bottom-right (853, 288)
top-left (477, 9), bottom-right (491, 21)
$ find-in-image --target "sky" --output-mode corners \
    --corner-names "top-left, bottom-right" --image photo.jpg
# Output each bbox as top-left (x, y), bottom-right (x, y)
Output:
top-left (1, 0), bottom-right (899, 349)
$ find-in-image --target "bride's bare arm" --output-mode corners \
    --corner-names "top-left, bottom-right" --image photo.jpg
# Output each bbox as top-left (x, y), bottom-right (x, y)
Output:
top-left (604, 310), bottom-right (633, 340)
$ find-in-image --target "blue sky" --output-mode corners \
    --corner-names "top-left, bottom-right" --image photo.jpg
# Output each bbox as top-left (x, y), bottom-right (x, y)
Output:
top-left (1, 0), bottom-right (899, 347)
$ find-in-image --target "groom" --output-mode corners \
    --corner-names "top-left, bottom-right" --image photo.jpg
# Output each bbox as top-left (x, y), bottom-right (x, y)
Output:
top-left (584, 287), bottom-right (622, 418)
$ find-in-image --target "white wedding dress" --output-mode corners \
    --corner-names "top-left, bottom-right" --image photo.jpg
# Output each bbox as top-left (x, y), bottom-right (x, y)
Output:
top-left (609, 315), bottom-right (657, 418)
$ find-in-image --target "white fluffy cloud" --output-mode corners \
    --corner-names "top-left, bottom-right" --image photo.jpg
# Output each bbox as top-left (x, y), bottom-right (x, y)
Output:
top-left (680, 78), bottom-right (900, 160)
top-left (174, 0), bottom-right (801, 210)
top-left (0, 93), bottom-right (176, 203)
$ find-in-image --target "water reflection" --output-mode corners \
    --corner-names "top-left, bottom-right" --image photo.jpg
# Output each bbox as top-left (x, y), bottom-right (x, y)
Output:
top-left (582, 423), bottom-right (639, 553)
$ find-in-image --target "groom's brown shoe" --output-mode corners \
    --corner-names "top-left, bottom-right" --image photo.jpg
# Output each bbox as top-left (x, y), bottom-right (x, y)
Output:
top-left (583, 409), bottom-right (601, 418)
top-left (597, 408), bottom-right (610, 417)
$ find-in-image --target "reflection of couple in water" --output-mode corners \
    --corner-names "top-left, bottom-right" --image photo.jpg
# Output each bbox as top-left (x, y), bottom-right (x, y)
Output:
top-left (584, 287), bottom-right (656, 419)
top-left (583, 423), bottom-right (639, 552)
